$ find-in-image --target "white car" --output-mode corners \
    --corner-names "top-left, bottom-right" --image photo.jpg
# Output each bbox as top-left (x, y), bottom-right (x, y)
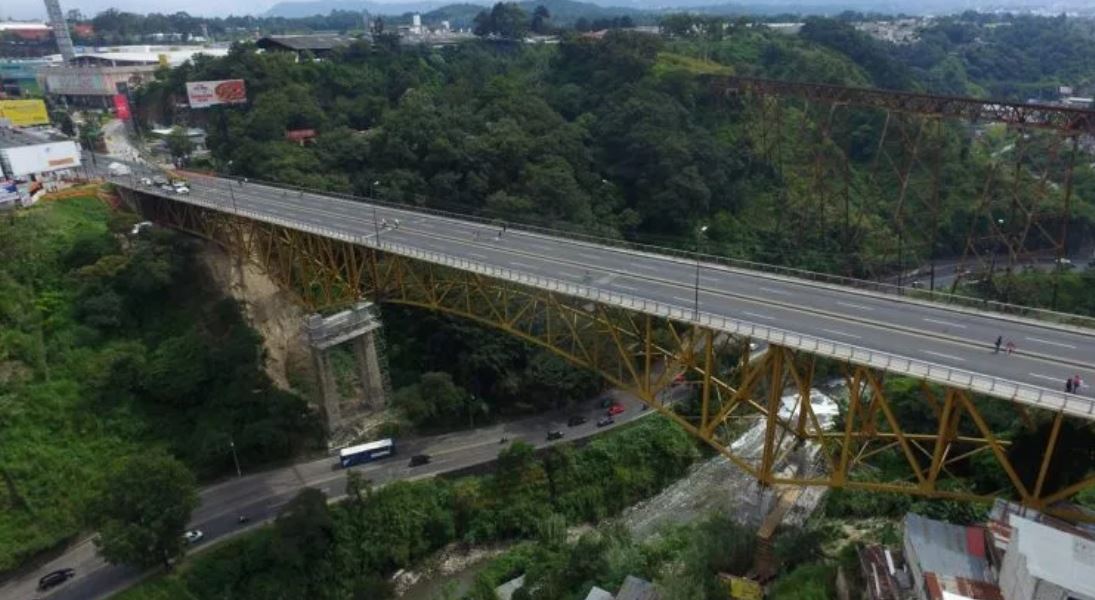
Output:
top-left (139, 177), bottom-right (153, 186)
top-left (130, 221), bottom-right (153, 235)
top-left (173, 184), bottom-right (190, 195)
top-left (183, 529), bottom-right (204, 544)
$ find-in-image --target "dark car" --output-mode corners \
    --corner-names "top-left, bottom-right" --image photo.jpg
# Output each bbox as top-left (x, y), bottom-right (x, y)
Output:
top-left (409, 454), bottom-right (431, 467)
top-left (599, 396), bottom-right (614, 408)
top-left (547, 430), bottom-right (564, 441)
top-left (596, 416), bottom-right (614, 428)
top-left (567, 415), bottom-right (587, 427)
top-left (38, 568), bottom-right (75, 591)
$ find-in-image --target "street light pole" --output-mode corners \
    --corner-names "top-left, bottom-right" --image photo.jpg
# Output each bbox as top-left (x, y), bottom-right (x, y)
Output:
top-left (694, 225), bottom-right (708, 320)
top-left (229, 437), bottom-right (242, 478)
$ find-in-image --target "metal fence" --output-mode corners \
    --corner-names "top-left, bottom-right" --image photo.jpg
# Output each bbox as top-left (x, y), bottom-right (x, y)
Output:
top-left (112, 177), bottom-right (1095, 421)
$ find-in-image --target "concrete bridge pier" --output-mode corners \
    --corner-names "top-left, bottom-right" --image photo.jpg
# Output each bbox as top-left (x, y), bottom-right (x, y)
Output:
top-left (306, 301), bottom-right (389, 432)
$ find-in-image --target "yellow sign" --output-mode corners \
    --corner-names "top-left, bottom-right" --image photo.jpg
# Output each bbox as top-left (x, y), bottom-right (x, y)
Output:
top-left (158, 54), bottom-right (169, 67)
top-left (0, 99), bottom-right (49, 126)
top-left (726, 576), bottom-right (762, 600)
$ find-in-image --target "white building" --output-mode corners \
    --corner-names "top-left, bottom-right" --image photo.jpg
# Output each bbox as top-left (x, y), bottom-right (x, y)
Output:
top-left (998, 516), bottom-right (1095, 600)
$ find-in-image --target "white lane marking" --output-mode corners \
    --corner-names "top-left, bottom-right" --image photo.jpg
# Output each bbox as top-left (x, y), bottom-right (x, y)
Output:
top-left (743, 311), bottom-right (776, 321)
top-left (671, 296), bottom-right (694, 304)
top-left (631, 263), bottom-right (660, 272)
top-left (468, 252), bottom-right (488, 260)
top-left (822, 328), bottom-right (861, 339)
top-left (836, 301), bottom-right (873, 311)
top-left (759, 286), bottom-right (792, 296)
top-left (1025, 337), bottom-right (1077, 350)
top-left (922, 350), bottom-right (965, 362)
top-left (923, 318), bottom-right (966, 329)
top-left (510, 261), bottom-right (535, 269)
top-left (1029, 372), bottom-right (1063, 383)
top-left (615, 283), bottom-right (639, 292)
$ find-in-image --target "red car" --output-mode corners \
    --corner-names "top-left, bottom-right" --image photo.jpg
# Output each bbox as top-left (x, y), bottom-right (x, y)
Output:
top-left (607, 403), bottom-right (625, 416)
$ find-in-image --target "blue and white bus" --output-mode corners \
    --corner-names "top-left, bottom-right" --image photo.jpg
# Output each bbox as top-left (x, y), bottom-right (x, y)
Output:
top-left (338, 438), bottom-right (395, 468)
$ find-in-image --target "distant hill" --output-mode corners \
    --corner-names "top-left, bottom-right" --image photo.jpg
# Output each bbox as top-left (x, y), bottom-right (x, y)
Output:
top-left (266, 0), bottom-right (459, 18)
top-left (267, 0), bottom-right (643, 25)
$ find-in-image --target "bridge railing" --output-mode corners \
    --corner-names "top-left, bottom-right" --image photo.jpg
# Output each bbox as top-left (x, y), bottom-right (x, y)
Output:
top-left (168, 171), bottom-right (1095, 333)
top-left (115, 179), bottom-right (1095, 419)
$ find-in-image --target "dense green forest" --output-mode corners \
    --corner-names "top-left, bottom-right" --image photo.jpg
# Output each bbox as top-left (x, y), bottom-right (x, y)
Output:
top-left (116, 418), bottom-right (700, 600)
top-left (0, 196), bottom-right (319, 572)
top-left (135, 12), bottom-right (1095, 290)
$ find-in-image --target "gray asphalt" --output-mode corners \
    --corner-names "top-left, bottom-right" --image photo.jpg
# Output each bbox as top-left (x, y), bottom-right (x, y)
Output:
top-left (2, 387), bottom-right (670, 600)
top-left (104, 170), bottom-right (1095, 418)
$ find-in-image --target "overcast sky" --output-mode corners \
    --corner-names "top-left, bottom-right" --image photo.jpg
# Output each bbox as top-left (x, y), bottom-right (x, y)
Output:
top-left (8, 0), bottom-right (292, 20)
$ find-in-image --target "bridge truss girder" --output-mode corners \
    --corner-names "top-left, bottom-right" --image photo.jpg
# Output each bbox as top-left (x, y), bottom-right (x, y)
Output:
top-left (128, 190), bottom-right (1095, 521)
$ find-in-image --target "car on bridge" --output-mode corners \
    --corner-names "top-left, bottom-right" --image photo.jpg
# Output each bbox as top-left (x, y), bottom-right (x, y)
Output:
top-left (183, 529), bottom-right (204, 545)
top-left (597, 416), bottom-right (614, 428)
top-left (409, 454), bottom-right (431, 467)
top-left (567, 415), bottom-right (587, 427)
top-left (606, 403), bottom-right (626, 416)
top-left (547, 430), bottom-right (564, 441)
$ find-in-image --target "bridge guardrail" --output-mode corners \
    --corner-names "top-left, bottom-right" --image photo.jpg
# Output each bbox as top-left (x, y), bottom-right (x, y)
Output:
top-left (175, 171), bottom-right (1095, 332)
top-left (114, 178), bottom-right (1095, 420)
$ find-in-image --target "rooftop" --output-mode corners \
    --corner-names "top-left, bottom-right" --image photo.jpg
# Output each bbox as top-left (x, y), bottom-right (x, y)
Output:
top-left (0, 22), bottom-right (49, 31)
top-left (1011, 516), bottom-right (1095, 597)
top-left (904, 513), bottom-right (994, 584)
top-left (256, 35), bottom-right (354, 52)
top-left (616, 575), bottom-right (659, 600)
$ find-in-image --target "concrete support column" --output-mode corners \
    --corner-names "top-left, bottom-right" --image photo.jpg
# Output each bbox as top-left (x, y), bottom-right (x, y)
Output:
top-left (312, 346), bottom-right (341, 431)
top-left (354, 331), bottom-right (387, 409)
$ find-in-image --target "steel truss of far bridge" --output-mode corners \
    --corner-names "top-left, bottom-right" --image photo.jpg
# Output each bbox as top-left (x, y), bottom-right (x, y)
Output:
top-left (118, 186), bottom-right (1095, 523)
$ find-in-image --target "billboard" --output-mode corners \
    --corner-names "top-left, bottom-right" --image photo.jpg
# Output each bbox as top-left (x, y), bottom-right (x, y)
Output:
top-left (0, 99), bottom-right (49, 126)
top-left (113, 94), bottom-right (131, 120)
top-left (185, 79), bottom-right (247, 108)
top-left (1, 141), bottom-right (81, 177)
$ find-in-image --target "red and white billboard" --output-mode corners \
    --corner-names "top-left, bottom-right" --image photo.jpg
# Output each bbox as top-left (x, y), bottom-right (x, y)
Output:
top-left (185, 79), bottom-right (247, 108)
top-left (113, 94), bottom-right (131, 120)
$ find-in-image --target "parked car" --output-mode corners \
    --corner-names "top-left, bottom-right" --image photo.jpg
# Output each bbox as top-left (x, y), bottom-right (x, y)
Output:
top-left (606, 403), bottom-right (625, 416)
top-left (173, 183), bottom-right (190, 195)
top-left (37, 568), bottom-right (75, 591)
top-left (152, 175), bottom-right (168, 186)
top-left (547, 430), bottom-right (564, 441)
top-left (567, 415), bottom-right (587, 427)
top-left (139, 176), bottom-right (153, 186)
top-left (130, 221), bottom-right (153, 235)
top-left (596, 416), bottom-right (614, 428)
top-left (599, 396), bottom-right (614, 408)
top-left (183, 529), bottom-right (204, 544)
top-left (409, 454), bottom-right (431, 467)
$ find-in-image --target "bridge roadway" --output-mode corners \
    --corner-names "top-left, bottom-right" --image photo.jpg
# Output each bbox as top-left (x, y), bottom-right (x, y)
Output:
top-left (115, 172), bottom-right (1095, 420)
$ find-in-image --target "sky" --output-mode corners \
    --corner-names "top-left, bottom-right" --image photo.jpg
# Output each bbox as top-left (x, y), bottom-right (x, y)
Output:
top-left (6, 0), bottom-right (282, 20)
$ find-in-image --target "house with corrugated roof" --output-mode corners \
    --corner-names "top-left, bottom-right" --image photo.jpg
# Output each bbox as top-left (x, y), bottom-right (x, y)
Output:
top-left (903, 513), bottom-right (1000, 600)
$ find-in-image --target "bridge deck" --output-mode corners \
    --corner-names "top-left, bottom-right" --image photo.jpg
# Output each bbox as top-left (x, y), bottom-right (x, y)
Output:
top-left (113, 173), bottom-right (1095, 420)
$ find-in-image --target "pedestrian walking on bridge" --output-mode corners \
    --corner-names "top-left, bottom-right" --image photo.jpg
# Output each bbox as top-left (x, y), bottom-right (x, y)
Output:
top-left (1067, 378), bottom-right (1074, 393)
top-left (994, 335), bottom-right (1002, 354)
top-left (1005, 340), bottom-right (1016, 355)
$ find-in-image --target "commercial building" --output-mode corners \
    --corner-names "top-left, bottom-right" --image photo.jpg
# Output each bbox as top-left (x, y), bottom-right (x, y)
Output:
top-left (38, 45), bottom-right (229, 107)
top-left (255, 35), bottom-right (354, 60)
top-left (0, 125), bottom-right (81, 208)
top-left (1, 59), bottom-right (52, 96)
top-left (997, 516), bottom-right (1095, 600)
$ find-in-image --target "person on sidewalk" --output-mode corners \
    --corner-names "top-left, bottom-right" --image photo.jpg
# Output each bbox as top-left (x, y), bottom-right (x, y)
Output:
top-left (994, 335), bottom-right (1002, 354)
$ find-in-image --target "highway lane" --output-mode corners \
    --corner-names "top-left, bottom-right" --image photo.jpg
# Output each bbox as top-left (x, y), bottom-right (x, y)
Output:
top-left (2, 388), bottom-right (668, 600)
top-left (132, 175), bottom-right (1095, 408)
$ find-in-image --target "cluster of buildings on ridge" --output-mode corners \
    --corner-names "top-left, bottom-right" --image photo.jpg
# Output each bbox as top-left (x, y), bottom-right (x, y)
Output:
top-left (862, 500), bottom-right (1094, 600)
